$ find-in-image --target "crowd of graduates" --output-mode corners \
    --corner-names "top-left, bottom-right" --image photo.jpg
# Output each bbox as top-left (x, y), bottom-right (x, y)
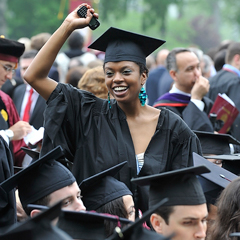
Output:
top-left (1, 2), bottom-right (240, 240)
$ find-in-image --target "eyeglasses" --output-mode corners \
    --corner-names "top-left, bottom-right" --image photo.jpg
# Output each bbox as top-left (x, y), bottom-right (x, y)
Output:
top-left (0, 62), bottom-right (15, 74)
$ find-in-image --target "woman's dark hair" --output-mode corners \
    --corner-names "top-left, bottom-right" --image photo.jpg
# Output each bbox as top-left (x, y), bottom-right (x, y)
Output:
top-left (96, 196), bottom-right (129, 237)
top-left (135, 62), bottom-right (149, 76)
top-left (208, 177), bottom-right (240, 240)
top-left (23, 194), bottom-right (51, 216)
top-left (154, 205), bottom-right (175, 225)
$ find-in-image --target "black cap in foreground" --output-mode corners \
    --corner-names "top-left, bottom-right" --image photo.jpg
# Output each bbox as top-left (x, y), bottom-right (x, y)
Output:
top-left (0, 201), bottom-right (72, 240)
top-left (21, 147), bottom-right (40, 161)
top-left (0, 36), bottom-right (25, 63)
top-left (80, 161), bottom-right (132, 210)
top-left (88, 27), bottom-right (165, 65)
top-left (106, 198), bottom-right (171, 240)
top-left (193, 131), bottom-right (240, 155)
top-left (0, 146), bottom-right (76, 211)
top-left (205, 153), bottom-right (240, 175)
top-left (131, 166), bottom-right (210, 208)
top-left (193, 152), bottom-right (238, 205)
top-left (56, 209), bottom-right (132, 240)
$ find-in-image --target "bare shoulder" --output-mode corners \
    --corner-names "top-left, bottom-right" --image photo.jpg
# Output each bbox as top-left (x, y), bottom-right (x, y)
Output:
top-left (145, 105), bottom-right (161, 119)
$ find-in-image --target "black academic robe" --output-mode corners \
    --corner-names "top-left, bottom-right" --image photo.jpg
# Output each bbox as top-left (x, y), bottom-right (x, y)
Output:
top-left (0, 136), bottom-right (16, 229)
top-left (41, 83), bottom-right (202, 212)
top-left (153, 93), bottom-right (214, 132)
top-left (208, 70), bottom-right (240, 140)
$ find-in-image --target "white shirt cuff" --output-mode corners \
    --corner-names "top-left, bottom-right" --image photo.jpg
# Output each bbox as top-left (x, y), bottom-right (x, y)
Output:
top-left (190, 99), bottom-right (205, 111)
top-left (0, 130), bottom-right (10, 145)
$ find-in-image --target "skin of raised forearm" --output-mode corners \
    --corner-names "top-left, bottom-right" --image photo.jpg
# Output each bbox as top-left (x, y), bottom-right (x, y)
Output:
top-left (23, 4), bottom-right (95, 100)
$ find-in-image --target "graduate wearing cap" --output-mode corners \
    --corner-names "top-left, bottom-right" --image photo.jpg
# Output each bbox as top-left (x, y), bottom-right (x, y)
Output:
top-left (80, 162), bottom-right (135, 236)
top-left (132, 165), bottom-right (210, 240)
top-left (24, 3), bottom-right (202, 213)
top-left (194, 130), bottom-right (240, 168)
top-left (192, 152), bottom-right (238, 238)
top-left (0, 201), bottom-right (72, 240)
top-left (0, 146), bottom-right (86, 220)
top-left (0, 35), bottom-right (32, 167)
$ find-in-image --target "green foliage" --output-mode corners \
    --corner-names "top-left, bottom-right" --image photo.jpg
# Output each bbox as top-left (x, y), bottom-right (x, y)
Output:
top-left (98, 0), bottom-right (128, 21)
top-left (6, 0), bottom-right (68, 39)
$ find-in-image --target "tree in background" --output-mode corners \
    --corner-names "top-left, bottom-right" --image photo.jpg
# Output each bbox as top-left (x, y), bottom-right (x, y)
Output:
top-left (6, 0), bottom-right (67, 39)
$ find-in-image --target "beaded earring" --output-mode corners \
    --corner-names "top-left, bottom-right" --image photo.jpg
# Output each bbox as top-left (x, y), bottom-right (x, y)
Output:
top-left (138, 87), bottom-right (147, 106)
top-left (108, 91), bottom-right (111, 109)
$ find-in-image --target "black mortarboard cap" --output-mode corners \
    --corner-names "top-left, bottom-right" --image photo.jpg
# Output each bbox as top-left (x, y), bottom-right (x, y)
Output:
top-left (106, 198), bottom-right (171, 240)
top-left (0, 201), bottom-right (72, 240)
top-left (56, 209), bottom-right (132, 240)
top-left (21, 146), bottom-right (73, 171)
top-left (193, 152), bottom-right (238, 205)
top-left (80, 161), bottom-right (132, 210)
top-left (193, 131), bottom-right (240, 155)
top-left (205, 154), bottom-right (240, 176)
top-left (21, 147), bottom-right (40, 161)
top-left (0, 146), bottom-right (76, 210)
top-left (88, 27), bottom-right (165, 65)
top-left (131, 166), bottom-right (210, 208)
top-left (0, 36), bottom-right (25, 63)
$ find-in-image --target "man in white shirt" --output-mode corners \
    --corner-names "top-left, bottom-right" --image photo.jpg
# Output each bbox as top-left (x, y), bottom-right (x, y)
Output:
top-left (13, 50), bottom-right (46, 130)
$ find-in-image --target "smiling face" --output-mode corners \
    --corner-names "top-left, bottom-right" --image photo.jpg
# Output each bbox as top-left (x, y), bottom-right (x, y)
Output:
top-left (104, 61), bottom-right (147, 106)
top-left (0, 60), bottom-right (16, 88)
top-left (171, 52), bottom-right (201, 93)
top-left (151, 204), bottom-right (208, 240)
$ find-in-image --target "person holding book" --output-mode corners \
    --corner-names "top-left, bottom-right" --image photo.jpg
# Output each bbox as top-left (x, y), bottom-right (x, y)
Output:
top-left (23, 3), bottom-right (202, 214)
top-left (153, 47), bottom-right (214, 132)
top-left (208, 41), bottom-right (240, 141)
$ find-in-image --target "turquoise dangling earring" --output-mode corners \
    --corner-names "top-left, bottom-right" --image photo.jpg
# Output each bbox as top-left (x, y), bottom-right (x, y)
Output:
top-left (108, 91), bottom-right (111, 109)
top-left (139, 87), bottom-right (147, 106)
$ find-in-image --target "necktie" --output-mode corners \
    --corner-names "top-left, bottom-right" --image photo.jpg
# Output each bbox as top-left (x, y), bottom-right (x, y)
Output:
top-left (23, 88), bottom-right (34, 122)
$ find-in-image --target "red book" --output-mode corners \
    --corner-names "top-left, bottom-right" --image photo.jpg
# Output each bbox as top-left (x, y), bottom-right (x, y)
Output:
top-left (209, 93), bottom-right (239, 133)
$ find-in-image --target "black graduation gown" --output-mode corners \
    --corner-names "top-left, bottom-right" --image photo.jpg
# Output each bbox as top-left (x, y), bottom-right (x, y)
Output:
top-left (153, 93), bottom-right (214, 132)
top-left (41, 83), bottom-right (202, 212)
top-left (208, 70), bottom-right (240, 140)
top-left (0, 136), bottom-right (16, 229)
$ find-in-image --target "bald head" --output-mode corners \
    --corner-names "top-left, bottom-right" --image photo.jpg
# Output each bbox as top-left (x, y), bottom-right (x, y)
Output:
top-left (156, 49), bottom-right (169, 66)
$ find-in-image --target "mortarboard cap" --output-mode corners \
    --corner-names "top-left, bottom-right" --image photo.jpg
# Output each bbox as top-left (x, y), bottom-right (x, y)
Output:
top-left (193, 131), bottom-right (240, 155)
top-left (80, 161), bottom-right (132, 210)
top-left (0, 201), bottom-right (72, 240)
top-left (193, 152), bottom-right (238, 205)
top-left (0, 146), bottom-right (76, 211)
top-left (56, 209), bottom-right (132, 240)
top-left (88, 27), bottom-right (165, 65)
top-left (0, 36), bottom-right (25, 63)
top-left (106, 198), bottom-right (171, 240)
top-left (205, 154), bottom-right (240, 175)
top-left (21, 147), bottom-right (40, 161)
top-left (21, 146), bottom-right (73, 171)
top-left (131, 166), bottom-right (210, 208)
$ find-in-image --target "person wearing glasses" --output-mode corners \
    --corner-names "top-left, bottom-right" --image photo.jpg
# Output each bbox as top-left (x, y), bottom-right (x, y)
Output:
top-left (0, 36), bottom-right (32, 167)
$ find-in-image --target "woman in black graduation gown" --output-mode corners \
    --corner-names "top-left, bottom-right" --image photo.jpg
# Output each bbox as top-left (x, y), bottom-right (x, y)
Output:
top-left (24, 3), bottom-right (202, 213)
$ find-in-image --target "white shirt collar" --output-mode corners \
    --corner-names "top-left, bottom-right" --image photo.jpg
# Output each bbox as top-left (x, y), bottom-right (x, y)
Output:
top-left (169, 84), bottom-right (191, 97)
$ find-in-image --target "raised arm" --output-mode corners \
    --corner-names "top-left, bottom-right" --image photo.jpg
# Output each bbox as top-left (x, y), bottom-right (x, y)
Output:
top-left (24, 3), bottom-right (98, 100)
